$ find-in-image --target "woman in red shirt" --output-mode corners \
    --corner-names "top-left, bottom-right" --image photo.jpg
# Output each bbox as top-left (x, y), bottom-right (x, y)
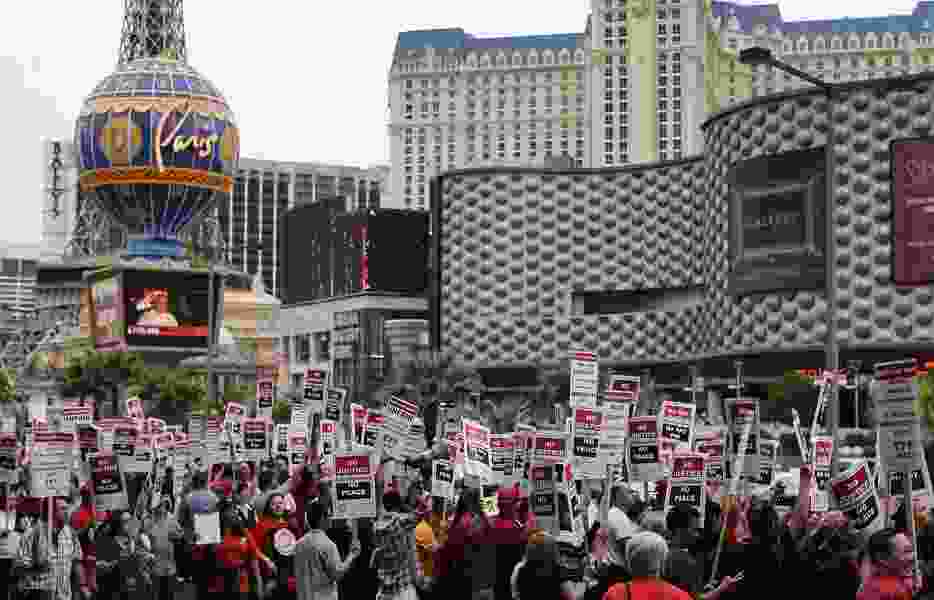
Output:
top-left (215, 504), bottom-right (264, 598)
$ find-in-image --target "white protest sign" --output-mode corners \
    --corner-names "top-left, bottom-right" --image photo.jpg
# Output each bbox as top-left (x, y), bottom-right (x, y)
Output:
top-left (832, 460), bottom-right (883, 535)
top-left (572, 406), bottom-right (604, 478)
top-left (463, 418), bottom-right (493, 483)
top-left (490, 434), bottom-right (517, 486)
top-left (432, 459), bottom-right (455, 500)
top-left (627, 416), bottom-right (662, 482)
top-left (664, 453), bottom-right (707, 527)
top-left (333, 450), bottom-right (376, 519)
top-left (570, 350), bottom-right (598, 407)
top-left (383, 396), bottom-right (418, 460)
top-left (727, 398), bottom-right (760, 477)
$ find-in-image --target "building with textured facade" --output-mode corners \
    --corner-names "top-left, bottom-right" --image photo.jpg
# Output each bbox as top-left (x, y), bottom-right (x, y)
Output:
top-left (390, 0), bottom-right (934, 210)
top-left (432, 70), bottom-right (934, 396)
top-left (217, 157), bottom-right (391, 298)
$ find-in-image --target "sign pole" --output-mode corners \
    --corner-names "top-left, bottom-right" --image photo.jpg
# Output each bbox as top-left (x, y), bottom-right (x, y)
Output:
top-left (905, 463), bottom-right (920, 579)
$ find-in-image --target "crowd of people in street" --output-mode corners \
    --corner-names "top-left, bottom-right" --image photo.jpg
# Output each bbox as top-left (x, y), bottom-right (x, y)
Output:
top-left (0, 451), bottom-right (931, 600)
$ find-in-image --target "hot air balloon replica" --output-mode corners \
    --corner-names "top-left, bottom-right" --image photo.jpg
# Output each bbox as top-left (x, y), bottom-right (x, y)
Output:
top-left (71, 0), bottom-right (242, 355)
top-left (74, 51), bottom-right (239, 258)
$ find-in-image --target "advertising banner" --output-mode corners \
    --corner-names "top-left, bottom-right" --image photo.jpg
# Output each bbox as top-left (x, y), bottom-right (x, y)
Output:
top-left (727, 398), bottom-right (760, 477)
top-left (572, 407), bottom-right (604, 478)
top-left (605, 374), bottom-right (640, 404)
top-left (891, 139), bottom-right (934, 285)
top-left (243, 418), bottom-right (268, 462)
top-left (91, 276), bottom-right (127, 352)
top-left (432, 459), bottom-right (455, 500)
top-left (627, 416), bottom-right (662, 482)
top-left (832, 460), bottom-right (883, 534)
top-left (90, 451), bottom-right (129, 511)
top-left (664, 453), bottom-right (707, 527)
top-left (490, 434), bottom-right (516, 486)
top-left (533, 432), bottom-right (568, 466)
top-left (463, 419), bottom-right (492, 483)
top-left (383, 396), bottom-right (418, 460)
top-left (332, 451), bottom-right (376, 519)
top-left (569, 350), bottom-right (599, 407)
top-left (351, 404), bottom-right (367, 446)
top-left (123, 270), bottom-right (213, 348)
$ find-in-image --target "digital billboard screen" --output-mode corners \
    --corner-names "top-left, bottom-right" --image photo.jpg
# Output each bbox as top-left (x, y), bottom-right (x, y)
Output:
top-left (123, 269), bottom-right (216, 349)
top-left (91, 275), bottom-right (127, 352)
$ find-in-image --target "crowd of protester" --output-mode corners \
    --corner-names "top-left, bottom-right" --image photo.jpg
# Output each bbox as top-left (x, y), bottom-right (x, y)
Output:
top-left (0, 456), bottom-right (932, 600)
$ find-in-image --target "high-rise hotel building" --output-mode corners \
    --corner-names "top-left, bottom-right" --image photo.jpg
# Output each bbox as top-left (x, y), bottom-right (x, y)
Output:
top-left (217, 158), bottom-right (391, 298)
top-left (388, 0), bottom-right (934, 210)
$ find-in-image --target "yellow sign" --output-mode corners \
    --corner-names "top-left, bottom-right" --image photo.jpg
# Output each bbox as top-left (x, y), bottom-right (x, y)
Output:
top-left (591, 49), bottom-right (608, 65)
top-left (560, 112), bottom-right (577, 129)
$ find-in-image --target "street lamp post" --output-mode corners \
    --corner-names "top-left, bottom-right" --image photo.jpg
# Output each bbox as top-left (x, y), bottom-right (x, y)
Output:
top-left (739, 47), bottom-right (841, 477)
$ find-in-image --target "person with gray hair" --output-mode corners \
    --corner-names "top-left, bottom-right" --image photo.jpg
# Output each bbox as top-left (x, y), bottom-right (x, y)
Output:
top-left (601, 531), bottom-right (692, 600)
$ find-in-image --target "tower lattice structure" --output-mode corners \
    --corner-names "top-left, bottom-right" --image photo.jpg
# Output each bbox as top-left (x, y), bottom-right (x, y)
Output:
top-left (118, 0), bottom-right (187, 64)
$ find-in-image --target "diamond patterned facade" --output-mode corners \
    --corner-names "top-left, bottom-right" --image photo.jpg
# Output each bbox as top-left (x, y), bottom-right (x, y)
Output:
top-left (436, 73), bottom-right (934, 369)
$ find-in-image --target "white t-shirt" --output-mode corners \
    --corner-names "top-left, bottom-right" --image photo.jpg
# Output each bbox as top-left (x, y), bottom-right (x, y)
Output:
top-left (606, 506), bottom-right (636, 566)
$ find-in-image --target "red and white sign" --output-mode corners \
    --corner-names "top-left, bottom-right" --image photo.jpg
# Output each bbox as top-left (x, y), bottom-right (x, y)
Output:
top-left (533, 432), bottom-right (568, 466)
top-left (570, 350), bottom-right (598, 407)
top-left (628, 416), bottom-right (662, 482)
top-left (464, 419), bottom-right (493, 483)
top-left (332, 450), bottom-right (376, 519)
top-left (832, 461), bottom-right (882, 534)
top-left (572, 407), bottom-right (603, 478)
top-left (31, 432), bottom-right (75, 497)
top-left (606, 374), bottom-right (640, 404)
top-left (382, 396), bottom-right (418, 460)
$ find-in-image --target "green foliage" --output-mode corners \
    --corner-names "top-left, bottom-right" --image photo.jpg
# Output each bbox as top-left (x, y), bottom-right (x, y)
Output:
top-left (272, 397), bottom-right (290, 422)
top-left (916, 373), bottom-right (934, 431)
top-left (63, 351), bottom-right (146, 391)
top-left (63, 351), bottom-right (208, 419)
top-left (0, 369), bottom-right (14, 403)
top-left (134, 367), bottom-right (208, 419)
top-left (761, 369), bottom-right (819, 423)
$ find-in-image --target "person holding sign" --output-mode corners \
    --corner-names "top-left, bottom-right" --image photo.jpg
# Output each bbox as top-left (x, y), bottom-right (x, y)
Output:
top-left (15, 498), bottom-right (88, 600)
top-left (294, 497), bottom-right (360, 600)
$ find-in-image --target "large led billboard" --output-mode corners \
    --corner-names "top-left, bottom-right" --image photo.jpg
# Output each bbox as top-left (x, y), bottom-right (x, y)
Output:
top-left (727, 147), bottom-right (827, 295)
top-left (122, 269), bottom-right (217, 350)
top-left (891, 138), bottom-right (934, 285)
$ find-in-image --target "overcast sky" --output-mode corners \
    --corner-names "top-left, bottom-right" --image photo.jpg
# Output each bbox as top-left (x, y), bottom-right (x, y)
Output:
top-left (1, 0), bottom-right (922, 247)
